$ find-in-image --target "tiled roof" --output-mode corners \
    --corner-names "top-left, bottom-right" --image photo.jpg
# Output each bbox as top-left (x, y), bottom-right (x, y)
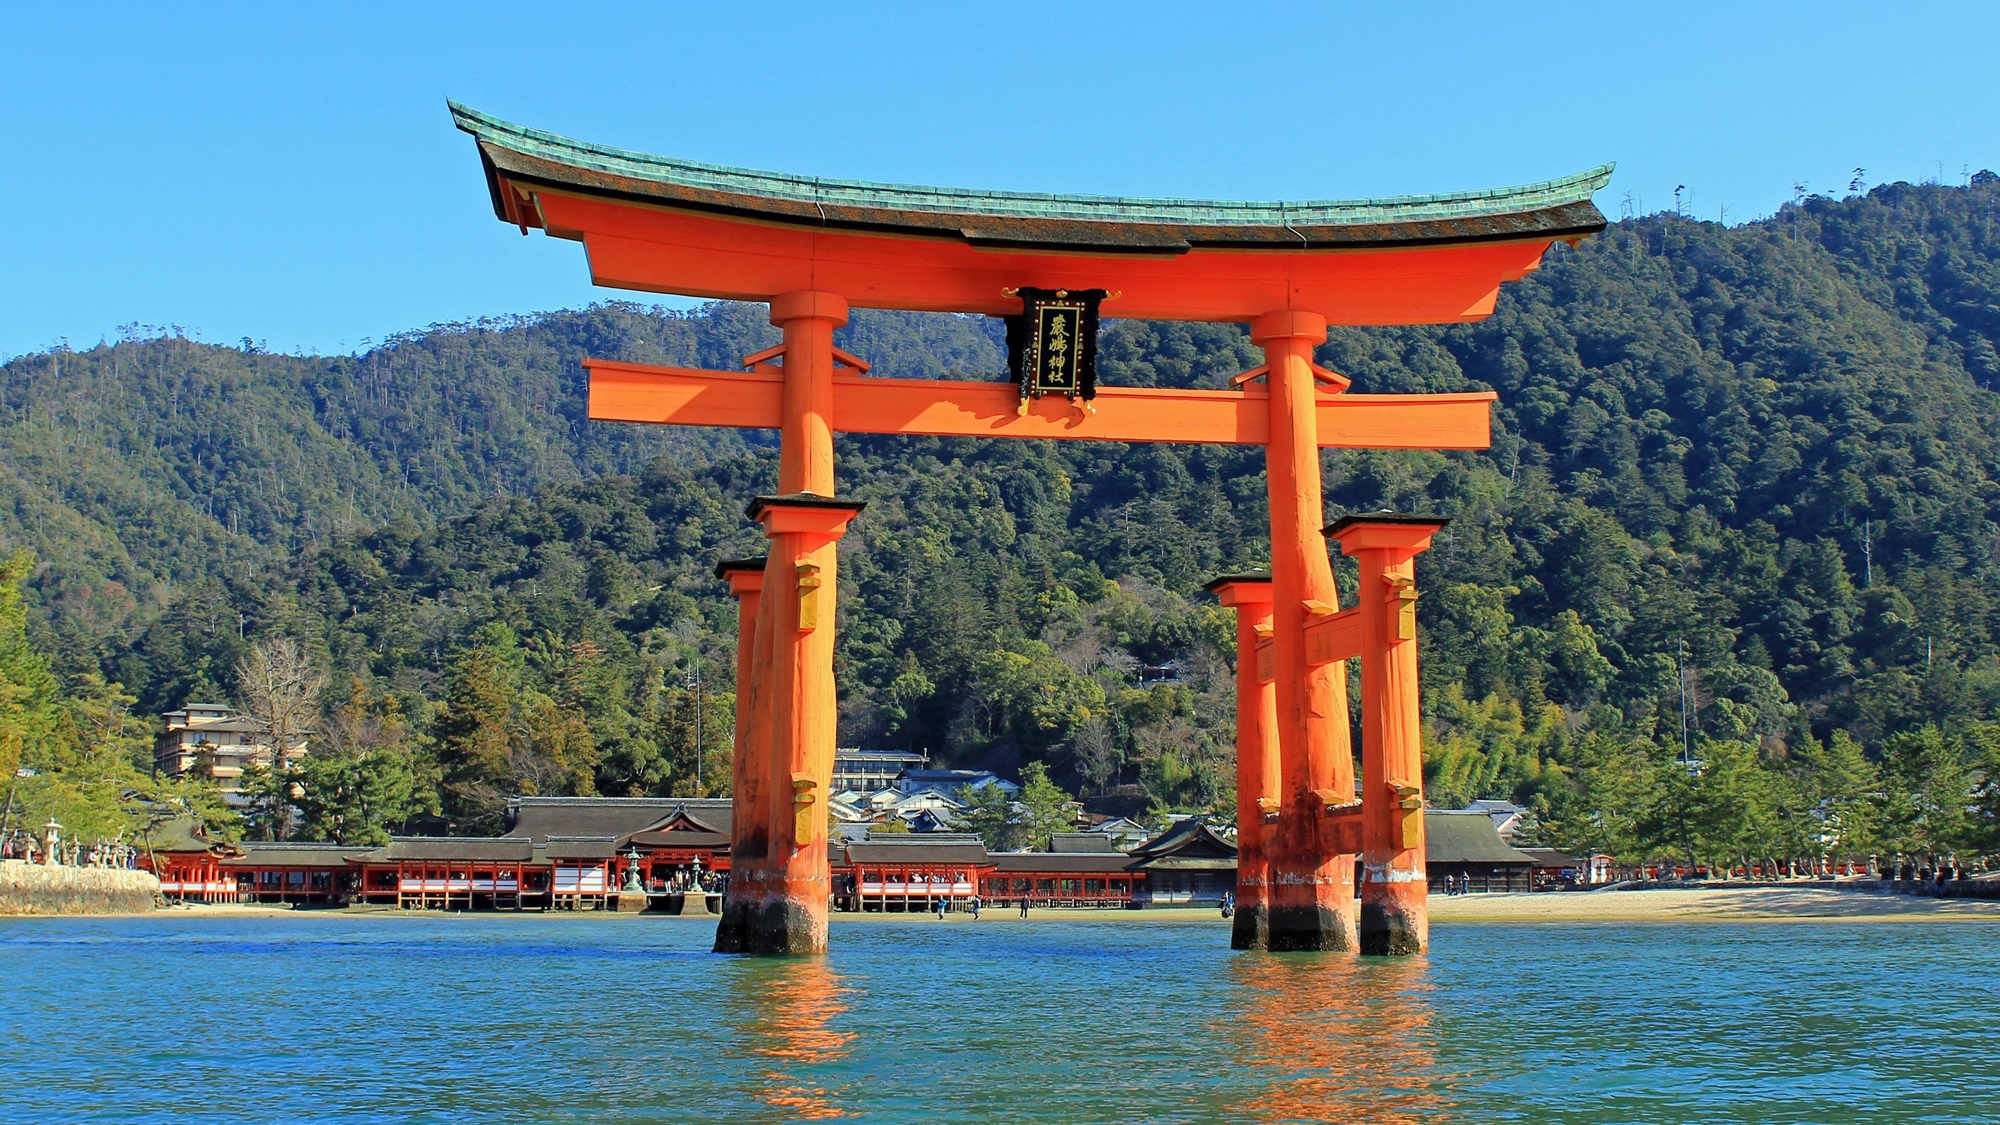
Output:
top-left (1049, 833), bottom-right (1120, 854)
top-left (842, 833), bottom-right (992, 866)
top-left (1128, 817), bottom-right (1238, 860)
top-left (223, 842), bottom-right (366, 868)
top-left (451, 102), bottom-right (1611, 252)
top-left (1423, 812), bottom-right (1538, 865)
top-left (375, 837), bottom-right (535, 863)
top-left (503, 796), bottom-right (733, 842)
top-left (544, 835), bottom-right (621, 861)
top-left (990, 853), bottom-right (1136, 874)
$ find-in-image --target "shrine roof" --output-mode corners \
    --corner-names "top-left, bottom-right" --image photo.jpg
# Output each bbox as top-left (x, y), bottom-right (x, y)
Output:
top-left (503, 795), bottom-right (733, 842)
top-left (450, 102), bottom-right (1611, 253)
top-left (1423, 811), bottom-right (1538, 865)
top-left (990, 852), bottom-right (1137, 874)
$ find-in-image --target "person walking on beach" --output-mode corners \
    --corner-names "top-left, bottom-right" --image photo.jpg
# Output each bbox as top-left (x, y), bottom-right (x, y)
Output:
top-left (935, 896), bottom-right (947, 920)
top-left (1019, 896), bottom-right (1030, 919)
top-left (969, 894), bottom-right (981, 920)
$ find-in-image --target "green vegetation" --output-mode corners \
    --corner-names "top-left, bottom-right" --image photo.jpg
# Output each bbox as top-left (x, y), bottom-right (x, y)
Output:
top-left (4, 175), bottom-right (2000, 868)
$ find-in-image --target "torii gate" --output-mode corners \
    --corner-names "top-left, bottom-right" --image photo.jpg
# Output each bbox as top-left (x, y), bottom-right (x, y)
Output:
top-left (452, 103), bottom-right (1608, 956)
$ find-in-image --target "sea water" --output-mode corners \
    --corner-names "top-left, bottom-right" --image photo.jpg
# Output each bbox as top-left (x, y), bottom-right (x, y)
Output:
top-left (1, 913), bottom-right (1992, 1124)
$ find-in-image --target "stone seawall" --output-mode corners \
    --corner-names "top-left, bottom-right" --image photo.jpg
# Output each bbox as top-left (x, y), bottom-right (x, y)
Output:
top-left (0, 861), bottom-right (159, 915)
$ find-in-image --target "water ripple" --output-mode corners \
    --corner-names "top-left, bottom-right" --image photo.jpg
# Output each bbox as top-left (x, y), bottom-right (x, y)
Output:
top-left (0, 914), bottom-right (1991, 1123)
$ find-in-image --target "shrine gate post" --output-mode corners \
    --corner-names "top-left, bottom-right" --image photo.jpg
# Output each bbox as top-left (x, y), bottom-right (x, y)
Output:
top-left (1206, 574), bottom-right (1277, 951)
top-left (1329, 515), bottom-right (1446, 955)
top-left (1253, 310), bottom-right (1358, 952)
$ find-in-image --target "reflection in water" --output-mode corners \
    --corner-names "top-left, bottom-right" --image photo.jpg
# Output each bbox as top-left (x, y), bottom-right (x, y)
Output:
top-left (1226, 954), bottom-right (1457, 1125)
top-left (728, 958), bottom-right (856, 1120)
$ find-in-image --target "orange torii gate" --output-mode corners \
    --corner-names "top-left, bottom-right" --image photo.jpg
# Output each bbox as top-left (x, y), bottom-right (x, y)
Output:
top-left (452, 103), bottom-right (1609, 956)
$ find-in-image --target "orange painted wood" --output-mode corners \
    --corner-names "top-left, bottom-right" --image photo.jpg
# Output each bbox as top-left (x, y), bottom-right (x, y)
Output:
top-left (538, 191), bottom-right (1549, 324)
top-left (1328, 519), bottom-right (1443, 955)
top-left (584, 360), bottom-right (1495, 449)
top-left (1303, 607), bottom-right (1365, 666)
top-left (1214, 577), bottom-right (1279, 946)
top-left (773, 291), bottom-right (845, 495)
top-left (1253, 310), bottom-right (1357, 950)
top-left (1323, 804), bottom-right (1365, 856)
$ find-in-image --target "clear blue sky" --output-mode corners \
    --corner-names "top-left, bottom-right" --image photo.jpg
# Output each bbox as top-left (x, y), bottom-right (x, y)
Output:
top-left (3, 2), bottom-right (1997, 359)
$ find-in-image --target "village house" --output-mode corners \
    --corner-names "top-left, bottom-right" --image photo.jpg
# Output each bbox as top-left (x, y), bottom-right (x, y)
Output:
top-left (1462, 798), bottom-right (1529, 840)
top-left (893, 768), bottom-right (1017, 799)
top-left (830, 749), bottom-right (928, 795)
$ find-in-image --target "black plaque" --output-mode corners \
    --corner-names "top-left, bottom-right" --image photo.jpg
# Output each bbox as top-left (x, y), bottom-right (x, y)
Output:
top-left (1006, 287), bottom-right (1105, 408)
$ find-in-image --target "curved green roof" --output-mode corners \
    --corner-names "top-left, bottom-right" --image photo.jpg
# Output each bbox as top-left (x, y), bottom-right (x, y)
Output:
top-left (450, 101), bottom-right (1611, 253)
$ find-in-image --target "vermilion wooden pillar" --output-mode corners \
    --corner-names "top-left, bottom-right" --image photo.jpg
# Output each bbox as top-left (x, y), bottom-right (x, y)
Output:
top-left (772, 289), bottom-right (844, 497)
top-left (1207, 573), bottom-right (1279, 951)
top-left (733, 496), bottom-right (863, 954)
top-left (717, 290), bottom-right (864, 956)
top-left (1327, 515), bottom-right (1445, 955)
top-left (1253, 310), bottom-right (1358, 953)
top-left (713, 558), bottom-right (767, 932)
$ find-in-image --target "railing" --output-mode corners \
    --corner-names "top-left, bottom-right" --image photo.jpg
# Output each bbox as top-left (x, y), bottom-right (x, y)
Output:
top-left (396, 879), bottom-right (522, 893)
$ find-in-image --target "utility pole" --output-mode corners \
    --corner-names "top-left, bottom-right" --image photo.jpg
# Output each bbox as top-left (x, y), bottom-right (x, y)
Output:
top-left (1676, 639), bottom-right (1692, 766)
top-left (690, 658), bottom-right (704, 793)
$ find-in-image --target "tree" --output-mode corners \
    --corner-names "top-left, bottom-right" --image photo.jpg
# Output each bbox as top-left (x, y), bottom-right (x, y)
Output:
top-left (0, 550), bottom-right (60, 788)
top-left (957, 782), bottom-right (1023, 852)
top-left (234, 636), bottom-right (327, 759)
top-left (433, 645), bottom-right (517, 827)
top-left (1793, 730), bottom-right (1881, 865)
top-left (1878, 726), bottom-right (1974, 858)
top-left (1016, 762), bottom-right (1077, 850)
top-left (232, 636), bottom-right (327, 840)
top-left (1068, 715), bottom-right (1120, 794)
top-left (293, 680), bottom-right (431, 845)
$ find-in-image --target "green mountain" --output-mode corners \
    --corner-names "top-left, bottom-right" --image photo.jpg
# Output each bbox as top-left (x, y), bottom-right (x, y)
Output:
top-left (5, 174), bottom-right (2000, 861)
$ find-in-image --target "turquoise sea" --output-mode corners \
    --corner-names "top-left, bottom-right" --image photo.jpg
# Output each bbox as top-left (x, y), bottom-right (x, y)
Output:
top-left (1, 913), bottom-right (1993, 1124)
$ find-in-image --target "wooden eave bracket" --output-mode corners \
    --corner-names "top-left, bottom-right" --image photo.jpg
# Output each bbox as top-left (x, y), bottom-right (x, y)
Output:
top-left (741, 343), bottom-right (873, 375)
top-left (1227, 362), bottom-right (1352, 392)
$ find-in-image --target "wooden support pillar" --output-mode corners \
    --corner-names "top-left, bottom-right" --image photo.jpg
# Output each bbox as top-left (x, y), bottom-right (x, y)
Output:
top-left (1252, 309), bottom-right (1357, 952)
top-left (718, 290), bottom-right (857, 955)
top-left (726, 494), bottom-right (864, 955)
top-left (1207, 572), bottom-right (1278, 951)
top-left (771, 290), bottom-right (844, 496)
top-left (1327, 515), bottom-right (1445, 956)
top-left (713, 557), bottom-right (769, 951)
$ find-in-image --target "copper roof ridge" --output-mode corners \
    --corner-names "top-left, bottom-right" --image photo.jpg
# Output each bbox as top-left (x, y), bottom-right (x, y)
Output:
top-left (450, 101), bottom-right (1612, 251)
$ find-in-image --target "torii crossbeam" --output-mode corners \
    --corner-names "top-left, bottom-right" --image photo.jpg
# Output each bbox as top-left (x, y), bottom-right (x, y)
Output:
top-left (452, 102), bottom-right (1609, 956)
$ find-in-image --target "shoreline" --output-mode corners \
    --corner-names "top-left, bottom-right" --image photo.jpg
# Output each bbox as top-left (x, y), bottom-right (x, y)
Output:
top-left (1429, 884), bottom-right (2000, 924)
top-left (8, 885), bottom-right (1998, 925)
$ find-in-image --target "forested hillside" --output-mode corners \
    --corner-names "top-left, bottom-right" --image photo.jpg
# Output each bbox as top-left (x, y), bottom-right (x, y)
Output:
top-left (5, 175), bottom-right (2000, 863)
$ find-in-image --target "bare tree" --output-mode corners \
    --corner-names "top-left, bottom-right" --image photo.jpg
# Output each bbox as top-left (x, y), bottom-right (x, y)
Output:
top-left (1070, 716), bottom-right (1120, 794)
top-left (235, 636), bottom-right (327, 765)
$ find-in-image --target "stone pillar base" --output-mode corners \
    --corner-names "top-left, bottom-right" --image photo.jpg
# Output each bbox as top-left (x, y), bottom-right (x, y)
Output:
top-left (1229, 902), bottom-right (1270, 951)
top-left (714, 889), bottom-right (826, 954)
top-left (713, 895), bottom-right (756, 952)
top-left (1359, 898), bottom-right (1425, 955)
top-left (1266, 903), bottom-right (1356, 952)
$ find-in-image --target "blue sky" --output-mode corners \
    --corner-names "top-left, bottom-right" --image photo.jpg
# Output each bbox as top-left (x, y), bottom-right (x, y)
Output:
top-left (3, 2), bottom-right (1997, 359)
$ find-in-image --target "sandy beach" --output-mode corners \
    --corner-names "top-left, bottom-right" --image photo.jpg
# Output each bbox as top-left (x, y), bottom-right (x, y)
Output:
top-left (1429, 884), bottom-right (2000, 924)
top-left (23, 885), bottom-right (1998, 925)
